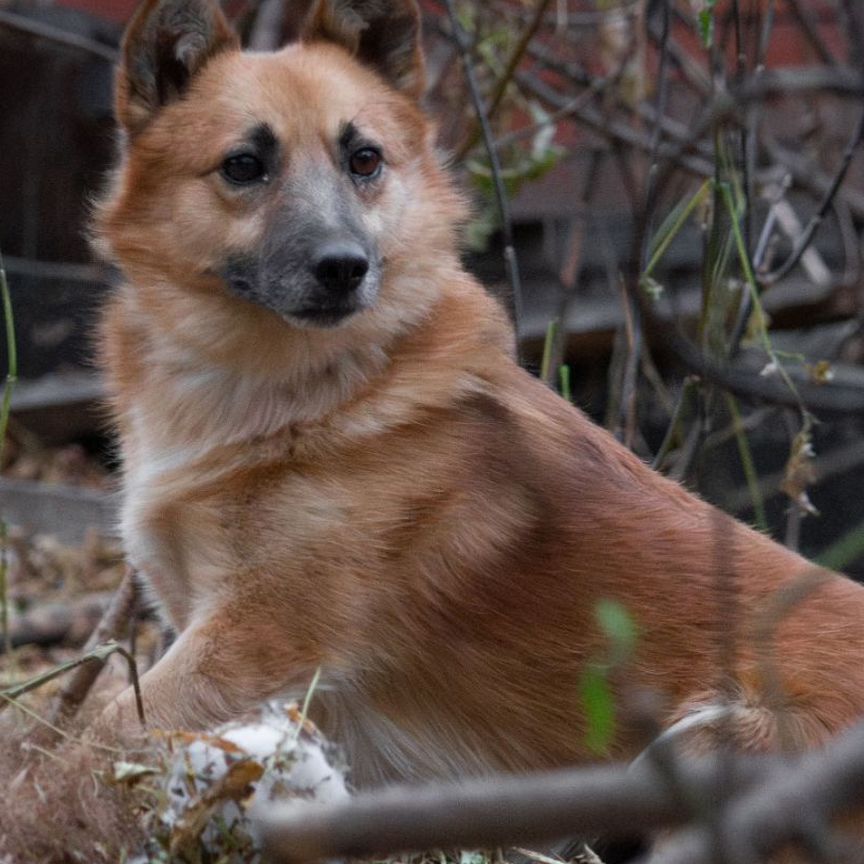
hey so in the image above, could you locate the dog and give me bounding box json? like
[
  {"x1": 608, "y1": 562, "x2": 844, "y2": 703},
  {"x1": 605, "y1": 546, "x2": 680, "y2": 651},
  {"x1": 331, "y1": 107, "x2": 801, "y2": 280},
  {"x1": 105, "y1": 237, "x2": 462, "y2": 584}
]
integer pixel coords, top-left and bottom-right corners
[{"x1": 94, "y1": 0, "x2": 864, "y2": 788}]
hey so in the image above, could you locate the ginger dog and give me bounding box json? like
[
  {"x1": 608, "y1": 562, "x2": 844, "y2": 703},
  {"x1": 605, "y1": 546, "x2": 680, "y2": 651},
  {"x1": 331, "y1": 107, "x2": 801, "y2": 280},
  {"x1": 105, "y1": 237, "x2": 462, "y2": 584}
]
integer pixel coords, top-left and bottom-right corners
[{"x1": 95, "y1": 0, "x2": 864, "y2": 786}]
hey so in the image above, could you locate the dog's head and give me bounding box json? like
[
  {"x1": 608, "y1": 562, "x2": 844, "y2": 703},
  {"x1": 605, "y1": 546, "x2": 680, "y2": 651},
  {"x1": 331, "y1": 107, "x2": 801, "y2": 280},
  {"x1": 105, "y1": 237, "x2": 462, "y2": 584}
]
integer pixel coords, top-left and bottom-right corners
[{"x1": 96, "y1": 0, "x2": 465, "y2": 346}]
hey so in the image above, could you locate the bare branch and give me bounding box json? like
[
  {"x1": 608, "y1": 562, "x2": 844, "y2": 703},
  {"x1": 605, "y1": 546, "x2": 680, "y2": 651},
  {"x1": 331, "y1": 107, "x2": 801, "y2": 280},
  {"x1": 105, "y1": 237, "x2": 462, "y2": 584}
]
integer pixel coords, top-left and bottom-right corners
[
  {"x1": 455, "y1": 0, "x2": 555, "y2": 162},
  {"x1": 785, "y1": 0, "x2": 840, "y2": 68},
  {"x1": 261, "y1": 755, "x2": 766, "y2": 863},
  {"x1": 247, "y1": 0, "x2": 284, "y2": 52},
  {"x1": 3, "y1": 255, "x2": 111, "y2": 284},
  {"x1": 761, "y1": 107, "x2": 864, "y2": 286},
  {"x1": 443, "y1": 0, "x2": 524, "y2": 339},
  {"x1": 0, "y1": 9, "x2": 117, "y2": 62},
  {"x1": 515, "y1": 71, "x2": 715, "y2": 178},
  {"x1": 42, "y1": 568, "x2": 139, "y2": 734},
  {"x1": 666, "y1": 334, "x2": 864, "y2": 417},
  {"x1": 260, "y1": 716, "x2": 864, "y2": 864},
  {"x1": 645, "y1": 721, "x2": 864, "y2": 864}
]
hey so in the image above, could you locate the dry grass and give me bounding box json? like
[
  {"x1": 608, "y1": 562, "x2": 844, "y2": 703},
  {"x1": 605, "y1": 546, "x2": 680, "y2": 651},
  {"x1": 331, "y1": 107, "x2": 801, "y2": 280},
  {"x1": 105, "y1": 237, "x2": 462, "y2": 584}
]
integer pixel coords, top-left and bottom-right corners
[
  {"x1": 0, "y1": 710, "x2": 154, "y2": 863},
  {"x1": 0, "y1": 521, "x2": 162, "y2": 863}
]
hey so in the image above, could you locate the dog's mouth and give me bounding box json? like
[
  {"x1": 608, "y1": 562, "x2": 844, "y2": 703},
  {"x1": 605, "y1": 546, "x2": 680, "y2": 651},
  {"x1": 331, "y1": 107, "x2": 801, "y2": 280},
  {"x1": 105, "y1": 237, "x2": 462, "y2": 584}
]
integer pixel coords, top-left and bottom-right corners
[
  {"x1": 219, "y1": 254, "x2": 380, "y2": 328},
  {"x1": 221, "y1": 259, "x2": 381, "y2": 325},
  {"x1": 290, "y1": 301, "x2": 364, "y2": 327}
]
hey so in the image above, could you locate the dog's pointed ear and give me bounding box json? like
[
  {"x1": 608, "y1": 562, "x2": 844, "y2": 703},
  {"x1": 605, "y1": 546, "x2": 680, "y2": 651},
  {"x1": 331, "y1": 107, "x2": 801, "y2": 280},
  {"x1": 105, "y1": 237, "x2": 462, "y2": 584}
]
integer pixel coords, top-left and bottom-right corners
[
  {"x1": 117, "y1": 0, "x2": 239, "y2": 135},
  {"x1": 301, "y1": 0, "x2": 425, "y2": 98}
]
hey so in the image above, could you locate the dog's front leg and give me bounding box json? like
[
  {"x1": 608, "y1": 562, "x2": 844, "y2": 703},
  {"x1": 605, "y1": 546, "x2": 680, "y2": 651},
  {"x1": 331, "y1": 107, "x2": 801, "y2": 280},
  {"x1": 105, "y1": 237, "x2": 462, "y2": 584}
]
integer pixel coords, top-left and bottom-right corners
[{"x1": 98, "y1": 610, "x2": 314, "y2": 740}]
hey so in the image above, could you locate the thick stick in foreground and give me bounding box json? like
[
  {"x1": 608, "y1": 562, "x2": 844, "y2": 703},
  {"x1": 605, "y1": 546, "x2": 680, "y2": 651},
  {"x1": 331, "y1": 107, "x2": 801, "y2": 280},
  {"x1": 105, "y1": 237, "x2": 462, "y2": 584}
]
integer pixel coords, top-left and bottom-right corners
[{"x1": 260, "y1": 756, "x2": 765, "y2": 862}]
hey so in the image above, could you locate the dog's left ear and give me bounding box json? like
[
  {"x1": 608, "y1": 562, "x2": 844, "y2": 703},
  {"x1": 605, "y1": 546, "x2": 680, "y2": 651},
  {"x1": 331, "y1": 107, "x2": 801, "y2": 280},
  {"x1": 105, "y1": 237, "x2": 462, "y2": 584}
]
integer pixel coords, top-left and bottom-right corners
[{"x1": 301, "y1": 0, "x2": 425, "y2": 98}]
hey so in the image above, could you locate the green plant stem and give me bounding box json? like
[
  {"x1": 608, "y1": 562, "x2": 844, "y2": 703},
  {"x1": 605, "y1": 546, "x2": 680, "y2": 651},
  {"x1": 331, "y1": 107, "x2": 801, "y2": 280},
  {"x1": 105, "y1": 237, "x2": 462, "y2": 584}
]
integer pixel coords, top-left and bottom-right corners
[
  {"x1": 725, "y1": 392, "x2": 768, "y2": 533},
  {"x1": 540, "y1": 319, "x2": 559, "y2": 386},
  {"x1": 0, "y1": 522, "x2": 8, "y2": 663},
  {"x1": 292, "y1": 665, "x2": 322, "y2": 744},
  {"x1": 817, "y1": 520, "x2": 864, "y2": 572},
  {"x1": 0, "y1": 250, "x2": 16, "y2": 664},
  {"x1": 652, "y1": 377, "x2": 698, "y2": 470},
  {"x1": 643, "y1": 180, "x2": 712, "y2": 280},
  {"x1": 719, "y1": 183, "x2": 808, "y2": 415},
  {"x1": 0, "y1": 640, "x2": 145, "y2": 723},
  {"x1": 559, "y1": 365, "x2": 572, "y2": 403}
]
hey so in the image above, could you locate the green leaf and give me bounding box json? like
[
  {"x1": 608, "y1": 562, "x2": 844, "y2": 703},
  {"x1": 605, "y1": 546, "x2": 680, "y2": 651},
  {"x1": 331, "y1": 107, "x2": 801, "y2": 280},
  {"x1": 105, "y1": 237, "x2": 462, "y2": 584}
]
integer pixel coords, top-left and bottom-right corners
[
  {"x1": 540, "y1": 319, "x2": 559, "y2": 385},
  {"x1": 596, "y1": 599, "x2": 637, "y2": 659},
  {"x1": 640, "y1": 276, "x2": 664, "y2": 301},
  {"x1": 695, "y1": 1, "x2": 717, "y2": 48},
  {"x1": 559, "y1": 365, "x2": 573, "y2": 403},
  {"x1": 111, "y1": 761, "x2": 158, "y2": 785},
  {"x1": 644, "y1": 180, "x2": 712, "y2": 280},
  {"x1": 578, "y1": 602, "x2": 638, "y2": 755},
  {"x1": 580, "y1": 665, "x2": 615, "y2": 755},
  {"x1": 817, "y1": 520, "x2": 864, "y2": 571}
]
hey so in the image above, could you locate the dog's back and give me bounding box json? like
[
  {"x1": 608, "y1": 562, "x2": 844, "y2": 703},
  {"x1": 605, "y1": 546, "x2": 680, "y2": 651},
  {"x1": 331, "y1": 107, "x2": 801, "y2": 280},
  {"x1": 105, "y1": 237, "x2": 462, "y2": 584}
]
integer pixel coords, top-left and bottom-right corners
[{"x1": 95, "y1": 0, "x2": 864, "y2": 788}]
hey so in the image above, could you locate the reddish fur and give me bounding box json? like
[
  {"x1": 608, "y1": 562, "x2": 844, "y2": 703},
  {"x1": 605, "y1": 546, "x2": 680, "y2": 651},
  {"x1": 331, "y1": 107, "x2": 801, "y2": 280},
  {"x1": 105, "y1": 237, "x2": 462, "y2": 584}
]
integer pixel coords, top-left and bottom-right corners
[{"x1": 95, "y1": 0, "x2": 864, "y2": 789}]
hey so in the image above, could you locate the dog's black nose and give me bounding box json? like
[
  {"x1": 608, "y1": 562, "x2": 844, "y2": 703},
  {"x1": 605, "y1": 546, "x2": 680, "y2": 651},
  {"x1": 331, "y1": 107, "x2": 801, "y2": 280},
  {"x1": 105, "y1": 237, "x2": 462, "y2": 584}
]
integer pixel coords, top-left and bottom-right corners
[{"x1": 313, "y1": 243, "x2": 369, "y2": 294}]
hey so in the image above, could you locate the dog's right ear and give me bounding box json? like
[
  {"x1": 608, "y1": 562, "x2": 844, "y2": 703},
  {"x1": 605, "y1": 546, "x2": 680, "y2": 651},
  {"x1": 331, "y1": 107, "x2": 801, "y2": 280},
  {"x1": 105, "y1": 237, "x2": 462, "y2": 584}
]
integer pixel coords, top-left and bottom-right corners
[
  {"x1": 117, "y1": 0, "x2": 239, "y2": 135},
  {"x1": 300, "y1": 0, "x2": 425, "y2": 98}
]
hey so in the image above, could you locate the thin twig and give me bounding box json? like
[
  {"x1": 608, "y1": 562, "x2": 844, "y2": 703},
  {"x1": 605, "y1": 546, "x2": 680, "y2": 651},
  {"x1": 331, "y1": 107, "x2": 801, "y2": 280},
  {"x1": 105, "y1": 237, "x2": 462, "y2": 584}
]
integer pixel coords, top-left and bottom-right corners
[
  {"x1": 522, "y1": 43, "x2": 715, "y2": 163},
  {"x1": 247, "y1": 0, "x2": 284, "y2": 51},
  {"x1": 723, "y1": 437, "x2": 864, "y2": 514},
  {"x1": 542, "y1": 65, "x2": 864, "y2": 245},
  {"x1": 818, "y1": 514, "x2": 864, "y2": 572},
  {"x1": 728, "y1": 205, "x2": 778, "y2": 358},
  {"x1": 743, "y1": 0, "x2": 777, "y2": 265},
  {"x1": 731, "y1": 0, "x2": 752, "y2": 254},
  {"x1": 515, "y1": 71, "x2": 715, "y2": 178},
  {"x1": 642, "y1": 0, "x2": 673, "y2": 259},
  {"x1": 0, "y1": 251, "x2": 17, "y2": 496},
  {"x1": 292, "y1": 665, "x2": 322, "y2": 745},
  {"x1": 616, "y1": 270, "x2": 641, "y2": 450},
  {"x1": 785, "y1": 0, "x2": 839, "y2": 68},
  {"x1": 645, "y1": 718, "x2": 864, "y2": 864},
  {"x1": 667, "y1": 333, "x2": 864, "y2": 417},
  {"x1": 760, "y1": 107, "x2": 864, "y2": 286},
  {"x1": 839, "y1": 0, "x2": 864, "y2": 69},
  {"x1": 0, "y1": 250, "x2": 17, "y2": 666},
  {"x1": 652, "y1": 377, "x2": 699, "y2": 471},
  {"x1": 725, "y1": 393, "x2": 768, "y2": 532},
  {"x1": 624, "y1": 0, "x2": 673, "y2": 453},
  {"x1": 444, "y1": 0, "x2": 524, "y2": 339},
  {"x1": 492, "y1": 78, "x2": 608, "y2": 151},
  {"x1": 646, "y1": 10, "x2": 711, "y2": 96},
  {"x1": 455, "y1": 0, "x2": 555, "y2": 161},
  {"x1": 44, "y1": 567, "x2": 140, "y2": 733},
  {"x1": 0, "y1": 9, "x2": 117, "y2": 62},
  {"x1": 1, "y1": 641, "x2": 141, "y2": 717},
  {"x1": 558, "y1": 149, "x2": 604, "y2": 291},
  {"x1": 764, "y1": 134, "x2": 864, "y2": 220},
  {"x1": 2, "y1": 255, "x2": 111, "y2": 284}
]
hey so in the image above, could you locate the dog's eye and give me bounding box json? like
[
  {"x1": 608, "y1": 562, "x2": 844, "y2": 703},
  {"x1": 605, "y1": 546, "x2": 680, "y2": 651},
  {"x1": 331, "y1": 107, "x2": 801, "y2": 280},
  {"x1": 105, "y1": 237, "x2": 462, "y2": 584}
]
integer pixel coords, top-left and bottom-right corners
[
  {"x1": 221, "y1": 153, "x2": 266, "y2": 185},
  {"x1": 349, "y1": 147, "x2": 382, "y2": 178}
]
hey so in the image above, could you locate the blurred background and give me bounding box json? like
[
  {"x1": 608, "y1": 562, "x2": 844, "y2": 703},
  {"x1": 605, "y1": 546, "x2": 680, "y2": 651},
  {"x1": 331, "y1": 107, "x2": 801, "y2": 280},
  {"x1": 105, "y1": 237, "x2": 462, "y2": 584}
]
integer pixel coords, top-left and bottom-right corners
[{"x1": 0, "y1": 0, "x2": 863, "y2": 596}]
